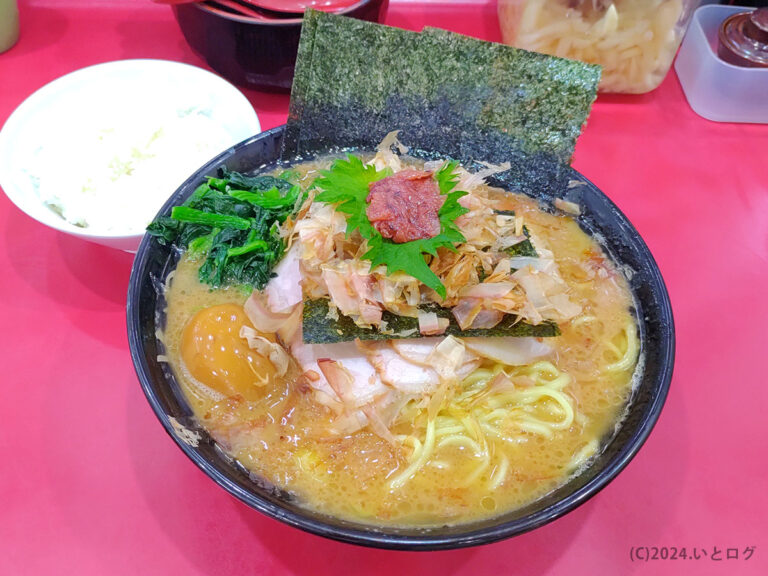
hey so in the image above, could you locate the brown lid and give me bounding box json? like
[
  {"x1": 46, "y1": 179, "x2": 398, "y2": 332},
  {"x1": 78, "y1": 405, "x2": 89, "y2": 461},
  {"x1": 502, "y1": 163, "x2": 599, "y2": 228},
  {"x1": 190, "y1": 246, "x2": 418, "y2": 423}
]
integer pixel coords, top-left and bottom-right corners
[{"x1": 718, "y1": 8, "x2": 768, "y2": 68}]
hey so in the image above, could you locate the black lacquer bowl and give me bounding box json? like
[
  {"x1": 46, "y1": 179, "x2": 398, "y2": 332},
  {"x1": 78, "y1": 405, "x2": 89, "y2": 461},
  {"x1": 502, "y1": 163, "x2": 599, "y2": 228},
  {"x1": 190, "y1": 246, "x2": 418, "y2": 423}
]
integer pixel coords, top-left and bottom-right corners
[
  {"x1": 127, "y1": 126, "x2": 674, "y2": 550},
  {"x1": 172, "y1": 0, "x2": 388, "y2": 91}
]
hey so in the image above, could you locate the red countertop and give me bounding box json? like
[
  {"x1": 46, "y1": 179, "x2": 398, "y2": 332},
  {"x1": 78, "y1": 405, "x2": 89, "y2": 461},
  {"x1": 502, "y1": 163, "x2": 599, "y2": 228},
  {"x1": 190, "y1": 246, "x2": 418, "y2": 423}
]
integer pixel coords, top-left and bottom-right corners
[{"x1": 1, "y1": 1, "x2": 767, "y2": 575}]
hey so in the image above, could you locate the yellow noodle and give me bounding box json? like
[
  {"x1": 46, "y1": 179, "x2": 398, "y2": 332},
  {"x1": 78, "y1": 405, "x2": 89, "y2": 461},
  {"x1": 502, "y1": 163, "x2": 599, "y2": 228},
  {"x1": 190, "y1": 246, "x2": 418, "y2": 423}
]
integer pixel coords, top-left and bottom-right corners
[
  {"x1": 488, "y1": 453, "x2": 510, "y2": 490},
  {"x1": 396, "y1": 435, "x2": 422, "y2": 462},
  {"x1": 569, "y1": 439, "x2": 599, "y2": 472},
  {"x1": 606, "y1": 322, "x2": 639, "y2": 372},
  {"x1": 481, "y1": 407, "x2": 513, "y2": 421},
  {"x1": 435, "y1": 425, "x2": 467, "y2": 437},
  {"x1": 479, "y1": 421, "x2": 504, "y2": 439},
  {"x1": 391, "y1": 419, "x2": 436, "y2": 489},
  {"x1": 438, "y1": 434, "x2": 484, "y2": 456},
  {"x1": 460, "y1": 368, "x2": 495, "y2": 387},
  {"x1": 516, "y1": 418, "x2": 555, "y2": 438},
  {"x1": 462, "y1": 454, "x2": 491, "y2": 487},
  {"x1": 570, "y1": 315, "x2": 598, "y2": 332},
  {"x1": 527, "y1": 360, "x2": 560, "y2": 381},
  {"x1": 461, "y1": 415, "x2": 483, "y2": 442},
  {"x1": 517, "y1": 388, "x2": 573, "y2": 414}
]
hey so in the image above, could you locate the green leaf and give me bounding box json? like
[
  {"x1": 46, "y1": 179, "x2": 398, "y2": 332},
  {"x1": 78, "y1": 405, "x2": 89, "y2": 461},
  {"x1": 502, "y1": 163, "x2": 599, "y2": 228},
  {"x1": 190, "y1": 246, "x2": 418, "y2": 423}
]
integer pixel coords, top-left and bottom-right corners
[
  {"x1": 170, "y1": 206, "x2": 252, "y2": 230},
  {"x1": 227, "y1": 239, "x2": 269, "y2": 258},
  {"x1": 315, "y1": 154, "x2": 390, "y2": 239},
  {"x1": 217, "y1": 171, "x2": 294, "y2": 194},
  {"x1": 187, "y1": 227, "x2": 220, "y2": 257},
  {"x1": 229, "y1": 185, "x2": 300, "y2": 210},
  {"x1": 313, "y1": 156, "x2": 470, "y2": 298},
  {"x1": 145, "y1": 216, "x2": 180, "y2": 246},
  {"x1": 364, "y1": 235, "x2": 446, "y2": 297},
  {"x1": 434, "y1": 160, "x2": 460, "y2": 195},
  {"x1": 147, "y1": 169, "x2": 303, "y2": 290}
]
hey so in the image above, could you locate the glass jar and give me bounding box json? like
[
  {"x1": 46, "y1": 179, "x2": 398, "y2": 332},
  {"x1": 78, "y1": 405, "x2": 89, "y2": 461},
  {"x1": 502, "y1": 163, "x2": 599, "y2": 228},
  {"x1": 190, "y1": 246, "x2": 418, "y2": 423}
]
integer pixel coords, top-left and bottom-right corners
[
  {"x1": 0, "y1": 0, "x2": 20, "y2": 54},
  {"x1": 498, "y1": 0, "x2": 702, "y2": 93}
]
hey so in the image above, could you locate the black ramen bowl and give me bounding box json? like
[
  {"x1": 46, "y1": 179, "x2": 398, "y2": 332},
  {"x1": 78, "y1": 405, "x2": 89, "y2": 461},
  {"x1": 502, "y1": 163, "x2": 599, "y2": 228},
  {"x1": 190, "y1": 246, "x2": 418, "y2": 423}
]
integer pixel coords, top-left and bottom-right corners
[
  {"x1": 127, "y1": 125, "x2": 674, "y2": 550},
  {"x1": 172, "y1": 0, "x2": 389, "y2": 91}
]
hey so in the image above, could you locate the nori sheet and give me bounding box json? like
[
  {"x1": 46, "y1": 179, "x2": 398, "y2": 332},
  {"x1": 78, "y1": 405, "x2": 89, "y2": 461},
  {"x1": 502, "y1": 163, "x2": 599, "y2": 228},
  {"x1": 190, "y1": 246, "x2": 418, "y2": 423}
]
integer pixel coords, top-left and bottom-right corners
[
  {"x1": 303, "y1": 299, "x2": 560, "y2": 345},
  {"x1": 283, "y1": 9, "x2": 321, "y2": 157},
  {"x1": 283, "y1": 11, "x2": 600, "y2": 197}
]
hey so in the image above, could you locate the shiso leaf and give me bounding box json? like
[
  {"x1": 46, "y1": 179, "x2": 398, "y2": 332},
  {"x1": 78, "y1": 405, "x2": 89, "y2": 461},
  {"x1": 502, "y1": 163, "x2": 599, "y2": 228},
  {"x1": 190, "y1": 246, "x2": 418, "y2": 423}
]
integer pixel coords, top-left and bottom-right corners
[
  {"x1": 302, "y1": 299, "x2": 560, "y2": 344},
  {"x1": 314, "y1": 154, "x2": 390, "y2": 239},
  {"x1": 314, "y1": 155, "x2": 469, "y2": 298}
]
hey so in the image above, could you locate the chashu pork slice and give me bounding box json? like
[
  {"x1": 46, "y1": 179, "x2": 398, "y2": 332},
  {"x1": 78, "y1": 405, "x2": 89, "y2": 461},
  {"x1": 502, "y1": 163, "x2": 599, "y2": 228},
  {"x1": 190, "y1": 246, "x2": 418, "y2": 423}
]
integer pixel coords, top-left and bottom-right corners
[
  {"x1": 461, "y1": 336, "x2": 553, "y2": 366},
  {"x1": 362, "y1": 344, "x2": 441, "y2": 395},
  {"x1": 264, "y1": 243, "x2": 303, "y2": 313},
  {"x1": 359, "y1": 338, "x2": 481, "y2": 395},
  {"x1": 390, "y1": 337, "x2": 479, "y2": 366},
  {"x1": 288, "y1": 328, "x2": 409, "y2": 441},
  {"x1": 288, "y1": 327, "x2": 389, "y2": 410}
]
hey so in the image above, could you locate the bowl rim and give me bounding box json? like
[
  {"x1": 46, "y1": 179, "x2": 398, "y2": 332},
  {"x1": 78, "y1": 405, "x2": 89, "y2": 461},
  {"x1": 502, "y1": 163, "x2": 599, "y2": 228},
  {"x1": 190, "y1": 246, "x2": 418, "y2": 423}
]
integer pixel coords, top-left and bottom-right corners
[
  {"x1": 0, "y1": 58, "x2": 261, "y2": 244},
  {"x1": 193, "y1": 0, "x2": 382, "y2": 25},
  {"x1": 127, "y1": 125, "x2": 675, "y2": 550}
]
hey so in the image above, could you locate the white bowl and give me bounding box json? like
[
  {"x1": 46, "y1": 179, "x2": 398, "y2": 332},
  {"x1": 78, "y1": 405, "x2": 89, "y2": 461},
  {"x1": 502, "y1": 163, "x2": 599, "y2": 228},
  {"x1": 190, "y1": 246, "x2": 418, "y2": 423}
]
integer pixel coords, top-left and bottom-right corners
[{"x1": 0, "y1": 59, "x2": 261, "y2": 252}]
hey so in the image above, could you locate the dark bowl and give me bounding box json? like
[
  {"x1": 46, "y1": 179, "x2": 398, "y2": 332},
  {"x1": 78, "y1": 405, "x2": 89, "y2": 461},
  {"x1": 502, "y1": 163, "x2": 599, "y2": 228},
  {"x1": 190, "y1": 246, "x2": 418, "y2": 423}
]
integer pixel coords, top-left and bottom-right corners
[
  {"x1": 127, "y1": 125, "x2": 674, "y2": 550},
  {"x1": 172, "y1": 0, "x2": 389, "y2": 91}
]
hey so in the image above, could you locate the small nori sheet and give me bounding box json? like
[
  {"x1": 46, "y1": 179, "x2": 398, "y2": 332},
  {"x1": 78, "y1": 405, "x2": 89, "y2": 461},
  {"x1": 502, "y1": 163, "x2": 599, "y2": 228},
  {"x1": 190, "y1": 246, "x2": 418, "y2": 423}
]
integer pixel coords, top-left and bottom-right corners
[
  {"x1": 303, "y1": 299, "x2": 560, "y2": 345},
  {"x1": 284, "y1": 10, "x2": 600, "y2": 197}
]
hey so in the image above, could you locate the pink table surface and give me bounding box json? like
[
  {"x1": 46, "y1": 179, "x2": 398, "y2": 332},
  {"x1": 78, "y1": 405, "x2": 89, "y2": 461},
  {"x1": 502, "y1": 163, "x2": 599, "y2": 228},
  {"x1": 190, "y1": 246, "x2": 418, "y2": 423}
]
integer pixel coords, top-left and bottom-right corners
[{"x1": 1, "y1": 1, "x2": 767, "y2": 574}]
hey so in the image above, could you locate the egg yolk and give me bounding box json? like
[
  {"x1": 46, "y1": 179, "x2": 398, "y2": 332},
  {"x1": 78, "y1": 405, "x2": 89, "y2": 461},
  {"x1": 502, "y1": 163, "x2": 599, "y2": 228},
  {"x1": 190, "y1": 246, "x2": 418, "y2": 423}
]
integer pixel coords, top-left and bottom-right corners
[{"x1": 181, "y1": 303, "x2": 276, "y2": 401}]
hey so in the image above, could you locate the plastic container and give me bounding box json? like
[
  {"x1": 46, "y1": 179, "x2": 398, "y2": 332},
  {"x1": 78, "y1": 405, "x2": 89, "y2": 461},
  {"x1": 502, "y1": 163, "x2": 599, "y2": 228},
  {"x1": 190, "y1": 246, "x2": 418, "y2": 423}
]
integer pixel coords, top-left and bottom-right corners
[
  {"x1": 498, "y1": 0, "x2": 702, "y2": 93},
  {"x1": 675, "y1": 5, "x2": 768, "y2": 123}
]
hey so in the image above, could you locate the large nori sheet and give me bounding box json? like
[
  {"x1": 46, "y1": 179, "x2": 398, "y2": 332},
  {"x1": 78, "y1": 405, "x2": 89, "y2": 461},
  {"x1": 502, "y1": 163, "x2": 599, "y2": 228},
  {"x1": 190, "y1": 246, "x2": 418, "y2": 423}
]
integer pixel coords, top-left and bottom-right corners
[{"x1": 283, "y1": 11, "x2": 600, "y2": 197}]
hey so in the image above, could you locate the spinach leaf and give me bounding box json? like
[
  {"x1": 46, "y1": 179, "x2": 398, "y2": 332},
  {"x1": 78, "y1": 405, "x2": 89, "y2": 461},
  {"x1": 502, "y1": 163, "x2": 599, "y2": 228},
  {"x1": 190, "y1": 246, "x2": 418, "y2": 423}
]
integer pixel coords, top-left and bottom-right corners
[{"x1": 146, "y1": 169, "x2": 299, "y2": 290}]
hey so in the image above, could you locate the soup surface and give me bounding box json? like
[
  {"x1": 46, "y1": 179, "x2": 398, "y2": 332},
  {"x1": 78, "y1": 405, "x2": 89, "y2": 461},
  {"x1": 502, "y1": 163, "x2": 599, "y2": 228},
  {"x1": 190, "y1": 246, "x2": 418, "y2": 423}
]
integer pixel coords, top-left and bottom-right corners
[{"x1": 160, "y1": 149, "x2": 639, "y2": 527}]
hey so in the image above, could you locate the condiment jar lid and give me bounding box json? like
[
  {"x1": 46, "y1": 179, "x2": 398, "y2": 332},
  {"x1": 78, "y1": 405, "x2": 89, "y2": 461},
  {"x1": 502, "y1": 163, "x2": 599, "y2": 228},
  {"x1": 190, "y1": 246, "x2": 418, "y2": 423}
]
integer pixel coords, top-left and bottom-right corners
[{"x1": 718, "y1": 8, "x2": 768, "y2": 68}]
